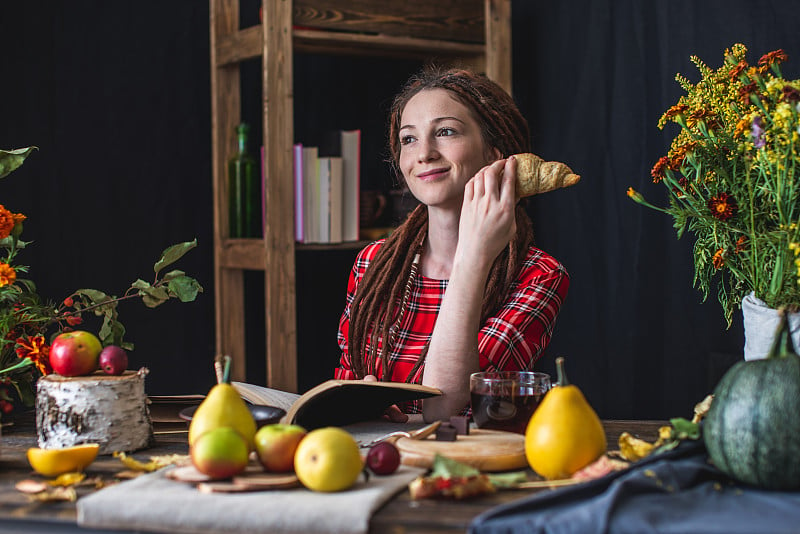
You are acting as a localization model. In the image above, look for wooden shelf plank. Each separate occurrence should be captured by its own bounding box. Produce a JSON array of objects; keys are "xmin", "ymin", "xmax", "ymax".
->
[{"xmin": 215, "ymin": 26, "xmax": 484, "ymax": 66}]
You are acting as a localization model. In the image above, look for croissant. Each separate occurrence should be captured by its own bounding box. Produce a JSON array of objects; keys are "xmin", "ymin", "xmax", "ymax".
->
[{"xmin": 514, "ymin": 153, "xmax": 580, "ymax": 197}]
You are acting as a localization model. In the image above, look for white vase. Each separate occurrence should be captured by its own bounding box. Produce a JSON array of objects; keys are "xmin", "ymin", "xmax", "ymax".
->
[{"xmin": 741, "ymin": 292, "xmax": 800, "ymax": 360}]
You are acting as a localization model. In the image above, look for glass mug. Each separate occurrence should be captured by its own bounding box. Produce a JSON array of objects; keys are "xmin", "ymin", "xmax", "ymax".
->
[{"xmin": 470, "ymin": 371, "xmax": 551, "ymax": 434}]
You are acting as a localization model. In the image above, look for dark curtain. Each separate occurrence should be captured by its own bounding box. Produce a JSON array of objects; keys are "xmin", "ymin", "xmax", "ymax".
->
[{"xmin": 2, "ymin": 1, "xmax": 799, "ymax": 418}]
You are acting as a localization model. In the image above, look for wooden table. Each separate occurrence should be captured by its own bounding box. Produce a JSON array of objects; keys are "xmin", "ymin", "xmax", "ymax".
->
[{"xmin": 0, "ymin": 411, "xmax": 663, "ymax": 533}]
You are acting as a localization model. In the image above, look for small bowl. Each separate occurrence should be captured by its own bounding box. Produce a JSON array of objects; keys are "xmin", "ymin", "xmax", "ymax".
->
[{"xmin": 178, "ymin": 404, "xmax": 286, "ymax": 428}]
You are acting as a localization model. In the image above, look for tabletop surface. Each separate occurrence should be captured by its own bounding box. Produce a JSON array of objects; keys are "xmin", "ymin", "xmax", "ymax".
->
[{"xmin": 0, "ymin": 409, "xmax": 664, "ymax": 533}]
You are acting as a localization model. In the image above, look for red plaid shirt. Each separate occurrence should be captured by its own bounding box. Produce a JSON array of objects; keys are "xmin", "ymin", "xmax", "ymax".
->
[{"xmin": 335, "ymin": 240, "xmax": 569, "ymax": 413}]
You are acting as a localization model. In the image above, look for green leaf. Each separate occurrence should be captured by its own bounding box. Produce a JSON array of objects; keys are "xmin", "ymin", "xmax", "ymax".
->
[
  {"xmin": 161, "ymin": 269, "xmax": 185, "ymax": 281},
  {"xmin": 429, "ymin": 454, "xmax": 480, "ymax": 478},
  {"xmin": 669, "ymin": 417, "xmax": 700, "ymax": 440},
  {"xmin": 0, "ymin": 147, "xmax": 37, "ymax": 179},
  {"xmin": 486, "ymin": 471, "xmax": 529, "ymax": 489},
  {"xmin": 167, "ymin": 275, "xmax": 203, "ymax": 302},
  {"xmin": 131, "ymin": 279, "xmax": 151, "ymax": 290},
  {"xmin": 139, "ymin": 286, "xmax": 169, "ymax": 308},
  {"xmin": 100, "ymin": 315, "xmax": 126, "ymax": 347},
  {"xmin": 73, "ymin": 288, "xmax": 111, "ymax": 305},
  {"xmin": 154, "ymin": 240, "xmax": 197, "ymax": 276}
]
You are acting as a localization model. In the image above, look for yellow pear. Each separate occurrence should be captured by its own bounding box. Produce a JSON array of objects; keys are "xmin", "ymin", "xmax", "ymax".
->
[
  {"xmin": 524, "ymin": 357, "xmax": 606, "ymax": 480},
  {"xmin": 188, "ymin": 358, "xmax": 256, "ymax": 451}
]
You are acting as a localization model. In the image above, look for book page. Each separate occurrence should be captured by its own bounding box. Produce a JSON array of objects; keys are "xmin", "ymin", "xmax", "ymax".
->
[{"xmin": 232, "ymin": 382, "xmax": 300, "ymax": 413}]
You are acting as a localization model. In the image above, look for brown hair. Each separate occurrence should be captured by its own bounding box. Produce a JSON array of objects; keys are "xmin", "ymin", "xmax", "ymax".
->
[{"xmin": 348, "ymin": 66, "xmax": 535, "ymax": 380}]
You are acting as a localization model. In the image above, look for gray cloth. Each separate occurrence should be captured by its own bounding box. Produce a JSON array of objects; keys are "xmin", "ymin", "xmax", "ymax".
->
[
  {"xmin": 77, "ymin": 422, "xmax": 429, "ymax": 534},
  {"xmin": 469, "ymin": 441, "xmax": 800, "ymax": 534}
]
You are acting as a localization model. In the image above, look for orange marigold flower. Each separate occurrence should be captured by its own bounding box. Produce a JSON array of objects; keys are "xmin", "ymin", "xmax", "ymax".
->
[
  {"xmin": 708, "ymin": 192, "xmax": 738, "ymax": 221},
  {"xmin": 0, "ymin": 263, "xmax": 16, "ymax": 287},
  {"xmin": 651, "ymin": 156, "xmax": 669, "ymax": 183},
  {"xmin": 738, "ymin": 82, "xmax": 759, "ymax": 106},
  {"xmin": 729, "ymin": 60, "xmax": 748, "ymax": 80},
  {"xmin": 663, "ymin": 103, "xmax": 689, "ymax": 120},
  {"xmin": 712, "ymin": 248, "xmax": 726, "ymax": 270},
  {"xmin": 0, "ymin": 205, "xmax": 13, "ymax": 236},
  {"xmin": 15, "ymin": 335, "xmax": 52, "ymax": 376},
  {"xmin": 687, "ymin": 108, "xmax": 714, "ymax": 127},
  {"xmin": 759, "ymin": 49, "xmax": 788, "ymax": 66},
  {"xmin": 734, "ymin": 235, "xmax": 747, "ymax": 254}
]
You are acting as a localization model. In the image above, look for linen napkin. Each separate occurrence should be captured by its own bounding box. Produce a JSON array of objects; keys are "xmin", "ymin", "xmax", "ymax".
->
[{"xmin": 77, "ymin": 421, "xmax": 429, "ymax": 534}]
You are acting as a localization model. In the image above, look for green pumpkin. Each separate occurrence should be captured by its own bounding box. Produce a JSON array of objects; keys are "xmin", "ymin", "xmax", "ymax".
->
[{"xmin": 703, "ymin": 311, "xmax": 800, "ymax": 490}]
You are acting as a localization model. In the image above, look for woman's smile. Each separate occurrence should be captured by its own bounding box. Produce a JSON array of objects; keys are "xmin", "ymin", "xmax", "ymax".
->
[{"xmin": 416, "ymin": 167, "xmax": 450, "ymax": 181}]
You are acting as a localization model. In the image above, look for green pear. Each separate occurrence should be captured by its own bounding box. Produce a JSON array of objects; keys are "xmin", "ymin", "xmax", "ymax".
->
[
  {"xmin": 191, "ymin": 426, "xmax": 249, "ymax": 479},
  {"xmin": 189, "ymin": 357, "xmax": 256, "ymax": 450}
]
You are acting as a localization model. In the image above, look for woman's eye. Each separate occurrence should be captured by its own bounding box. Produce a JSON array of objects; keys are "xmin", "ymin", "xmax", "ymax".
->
[
  {"xmin": 437, "ymin": 127, "xmax": 456, "ymax": 137},
  {"xmin": 400, "ymin": 135, "xmax": 415, "ymax": 146}
]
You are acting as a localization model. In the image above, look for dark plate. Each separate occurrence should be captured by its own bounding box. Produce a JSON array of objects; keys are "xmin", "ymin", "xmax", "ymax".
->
[{"xmin": 178, "ymin": 404, "xmax": 286, "ymax": 428}]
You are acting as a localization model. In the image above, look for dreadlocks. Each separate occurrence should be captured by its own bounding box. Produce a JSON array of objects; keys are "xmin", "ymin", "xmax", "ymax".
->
[{"xmin": 348, "ymin": 66, "xmax": 535, "ymax": 380}]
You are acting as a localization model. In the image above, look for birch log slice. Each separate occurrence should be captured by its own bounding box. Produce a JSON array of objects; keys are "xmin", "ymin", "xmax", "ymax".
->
[{"xmin": 36, "ymin": 368, "xmax": 154, "ymax": 454}]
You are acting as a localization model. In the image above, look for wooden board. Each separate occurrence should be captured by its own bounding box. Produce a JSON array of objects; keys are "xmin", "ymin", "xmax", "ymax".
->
[
  {"xmin": 166, "ymin": 463, "xmax": 300, "ymax": 492},
  {"xmin": 396, "ymin": 429, "xmax": 526, "ymax": 472}
]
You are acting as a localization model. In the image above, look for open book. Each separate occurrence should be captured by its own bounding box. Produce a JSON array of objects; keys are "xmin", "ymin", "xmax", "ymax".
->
[{"xmin": 232, "ymin": 380, "xmax": 441, "ymax": 430}]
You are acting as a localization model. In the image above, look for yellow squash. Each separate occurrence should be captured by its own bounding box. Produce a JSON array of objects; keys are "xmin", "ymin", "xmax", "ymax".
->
[{"xmin": 524, "ymin": 357, "xmax": 606, "ymax": 479}]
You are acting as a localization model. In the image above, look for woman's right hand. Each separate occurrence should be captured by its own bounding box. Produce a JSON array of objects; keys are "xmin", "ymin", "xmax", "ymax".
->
[{"xmin": 456, "ymin": 156, "xmax": 517, "ymax": 269}]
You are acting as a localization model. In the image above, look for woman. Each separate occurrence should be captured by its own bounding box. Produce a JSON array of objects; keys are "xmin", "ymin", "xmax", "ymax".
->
[{"xmin": 335, "ymin": 67, "xmax": 569, "ymax": 422}]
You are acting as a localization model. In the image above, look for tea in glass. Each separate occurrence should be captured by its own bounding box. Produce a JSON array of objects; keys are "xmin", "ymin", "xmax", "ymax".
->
[{"xmin": 470, "ymin": 371, "xmax": 551, "ymax": 434}]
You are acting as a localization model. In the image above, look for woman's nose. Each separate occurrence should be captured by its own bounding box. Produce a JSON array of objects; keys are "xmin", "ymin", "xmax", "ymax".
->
[{"xmin": 416, "ymin": 137, "xmax": 439, "ymax": 163}]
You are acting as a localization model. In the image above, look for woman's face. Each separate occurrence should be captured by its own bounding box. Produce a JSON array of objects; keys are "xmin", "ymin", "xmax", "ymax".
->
[{"xmin": 398, "ymin": 89, "xmax": 499, "ymax": 210}]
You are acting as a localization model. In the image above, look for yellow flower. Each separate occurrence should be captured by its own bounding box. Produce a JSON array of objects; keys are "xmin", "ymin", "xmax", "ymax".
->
[{"xmin": 0, "ymin": 263, "xmax": 16, "ymax": 287}]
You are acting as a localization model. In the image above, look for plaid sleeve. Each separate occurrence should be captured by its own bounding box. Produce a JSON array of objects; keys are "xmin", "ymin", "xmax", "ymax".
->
[
  {"xmin": 334, "ymin": 241, "xmax": 384, "ymax": 380},
  {"xmin": 477, "ymin": 248, "xmax": 569, "ymax": 372}
]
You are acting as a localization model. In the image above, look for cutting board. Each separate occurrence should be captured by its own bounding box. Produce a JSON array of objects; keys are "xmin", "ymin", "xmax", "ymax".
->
[
  {"xmin": 396, "ymin": 429, "xmax": 527, "ymax": 472},
  {"xmin": 166, "ymin": 463, "xmax": 300, "ymax": 493}
]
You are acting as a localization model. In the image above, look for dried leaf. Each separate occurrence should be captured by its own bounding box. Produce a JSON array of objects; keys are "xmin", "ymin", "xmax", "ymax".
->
[
  {"xmin": 114, "ymin": 451, "xmax": 162, "ymax": 472},
  {"xmin": 618, "ymin": 432, "xmax": 655, "ymax": 462},
  {"xmin": 113, "ymin": 451, "xmax": 185, "ymax": 472},
  {"xmin": 48, "ymin": 472, "xmax": 85, "ymax": 487},
  {"xmin": 28, "ymin": 486, "xmax": 77, "ymax": 502},
  {"xmin": 15, "ymin": 479, "xmax": 48, "ymax": 494}
]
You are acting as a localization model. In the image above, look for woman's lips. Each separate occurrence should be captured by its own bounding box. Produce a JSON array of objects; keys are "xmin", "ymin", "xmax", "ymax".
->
[{"xmin": 416, "ymin": 168, "xmax": 449, "ymax": 180}]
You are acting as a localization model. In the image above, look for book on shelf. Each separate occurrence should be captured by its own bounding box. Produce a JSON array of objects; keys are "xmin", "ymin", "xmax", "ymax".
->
[
  {"xmin": 301, "ymin": 145, "xmax": 319, "ymax": 243},
  {"xmin": 340, "ymin": 130, "xmax": 361, "ymax": 242},
  {"xmin": 293, "ymin": 143, "xmax": 304, "ymax": 242},
  {"xmin": 318, "ymin": 157, "xmax": 331, "ymax": 243},
  {"xmin": 232, "ymin": 379, "xmax": 441, "ymax": 430},
  {"xmin": 328, "ymin": 156, "xmax": 344, "ymax": 244}
]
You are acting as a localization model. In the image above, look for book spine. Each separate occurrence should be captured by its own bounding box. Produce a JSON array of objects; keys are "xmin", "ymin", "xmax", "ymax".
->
[{"xmin": 293, "ymin": 143, "xmax": 304, "ymax": 242}]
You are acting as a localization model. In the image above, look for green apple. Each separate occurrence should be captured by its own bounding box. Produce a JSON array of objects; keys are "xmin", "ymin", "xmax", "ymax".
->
[
  {"xmin": 190, "ymin": 427, "xmax": 249, "ymax": 480},
  {"xmin": 49, "ymin": 330, "xmax": 102, "ymax": 376},
  {"xmin": 254, "ymin": 423, "xmax": 307, "ymax": 472}
]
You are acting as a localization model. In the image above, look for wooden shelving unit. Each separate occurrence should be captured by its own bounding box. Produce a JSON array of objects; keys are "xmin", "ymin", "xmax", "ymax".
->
[{"xmin": 209, "ymin": 0, "xmax": 511, "ymax": 391}]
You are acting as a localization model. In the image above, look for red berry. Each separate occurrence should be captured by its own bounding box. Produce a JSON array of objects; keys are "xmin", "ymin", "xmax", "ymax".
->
[{"xmin": 366, "ymin": 441, "xmax": 401, "ymax": 475}]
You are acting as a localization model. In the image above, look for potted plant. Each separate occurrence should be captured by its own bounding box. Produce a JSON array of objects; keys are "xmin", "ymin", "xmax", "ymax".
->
[{"xmin": 628, "ymin": 44, "xmax": 800, "ymax": 359}]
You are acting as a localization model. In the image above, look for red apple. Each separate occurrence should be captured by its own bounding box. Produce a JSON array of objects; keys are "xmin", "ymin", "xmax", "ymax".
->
[
  {"xmin": 49, "ymin": 331, "xmax": 102, "ymax": 376},
  {"xmin": 191, "ymin": 427, "xmax": 249, "ymax": 480},
  {"xmin": 254, "ymin": 423, "xmax": 307, "ymax": 472},
  {"xmin": 99, "ymin": 345, "xmax": 128, "ymax": 375}
]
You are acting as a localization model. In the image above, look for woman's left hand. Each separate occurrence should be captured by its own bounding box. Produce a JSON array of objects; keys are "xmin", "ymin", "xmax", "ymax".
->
[{"xmin": 457, "ymin": 156, "xmax": 517, "ymax": 266}]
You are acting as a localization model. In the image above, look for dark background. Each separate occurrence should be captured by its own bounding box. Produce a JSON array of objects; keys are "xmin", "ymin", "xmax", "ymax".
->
[{"xmin": 2, "ymin": 1, "xmax": 798, "ymax": 419}]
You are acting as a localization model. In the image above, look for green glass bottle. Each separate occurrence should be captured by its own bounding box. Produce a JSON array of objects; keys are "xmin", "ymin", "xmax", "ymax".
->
[{"xmin": 228, "ymin": 123, "xmax": 260, "ymax": 238}]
